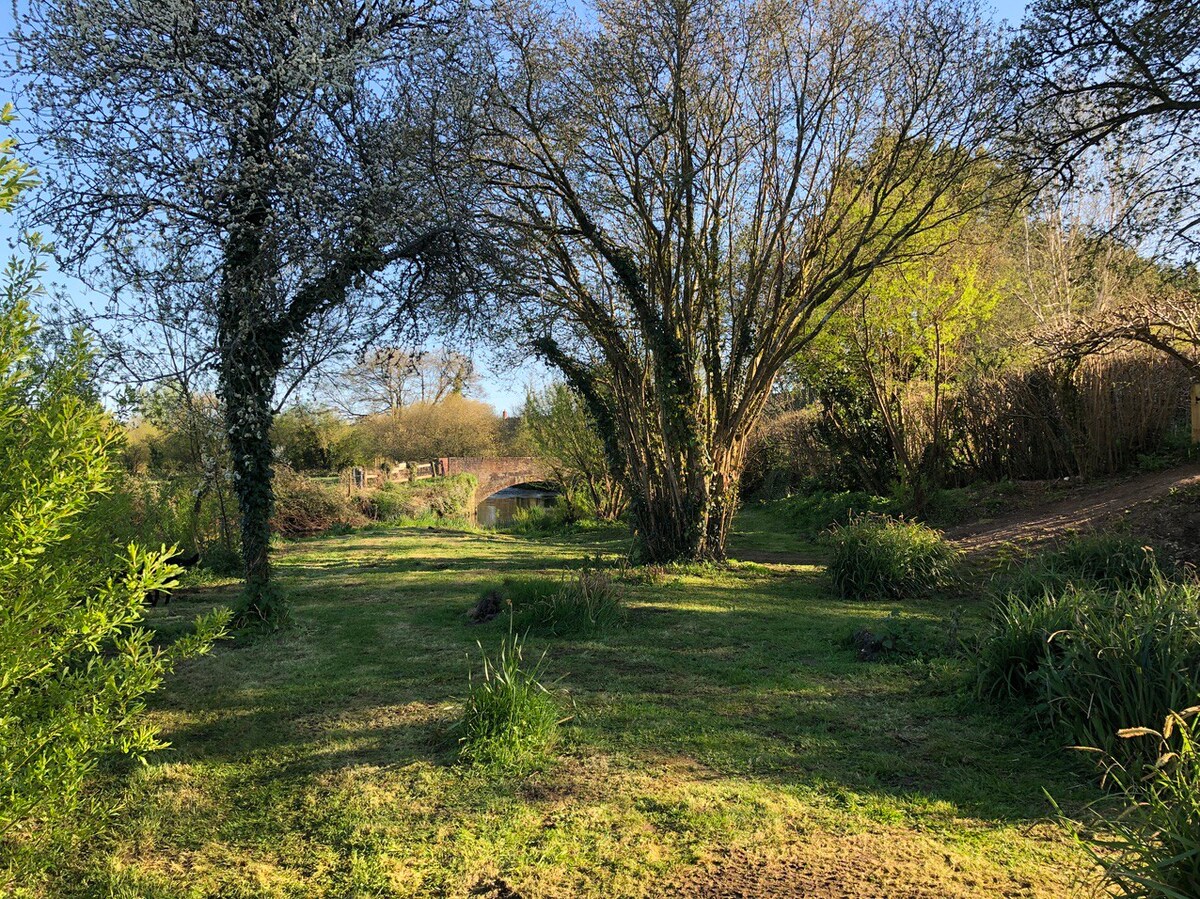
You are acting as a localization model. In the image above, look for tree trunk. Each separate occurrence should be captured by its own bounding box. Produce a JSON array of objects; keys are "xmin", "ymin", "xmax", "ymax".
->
[{"xmin": 219, "ymin": 333, "xmax": 283, "ymax": 624}]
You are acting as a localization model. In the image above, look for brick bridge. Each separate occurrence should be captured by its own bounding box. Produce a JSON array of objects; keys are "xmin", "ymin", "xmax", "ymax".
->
[{"xmin": 436, "ymin": 457, "xmax": 551, "ymax": 502}]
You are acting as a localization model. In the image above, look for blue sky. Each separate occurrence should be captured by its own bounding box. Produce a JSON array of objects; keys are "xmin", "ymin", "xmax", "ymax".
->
[{"xmin": 1, "ymin": 0, "xmax": 1031, "ymax": 416}]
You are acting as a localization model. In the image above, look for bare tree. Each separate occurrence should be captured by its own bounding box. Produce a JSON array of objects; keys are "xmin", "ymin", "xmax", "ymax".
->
[
  {"xmin": 12, "ymin": 0, "xmax": 480, "ymax": 622},
  {"xmin": 478, "ymin": 0, "xmax": 1013, "ymax": 561},
  {"xmin": 327, "ymin": 347, "xmax": 480, "ymax": 416}
]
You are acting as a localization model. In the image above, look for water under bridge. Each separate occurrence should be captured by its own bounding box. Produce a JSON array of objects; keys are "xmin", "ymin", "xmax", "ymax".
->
[{"xmin": 343, "ymin": 456, "xmax": 551, "ymax": 504}]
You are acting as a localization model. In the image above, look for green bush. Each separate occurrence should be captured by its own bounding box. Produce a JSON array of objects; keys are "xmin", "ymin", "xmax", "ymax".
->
[
  {"xmin": 775, "ymin": 490, "xmax": 898, "ymax": 541},
  {"xmin": 517, "ymin": 566, "xmax": 625, "ymax": 636},
  {"xmin": 0, "ymin": 266, "xmax": 229, "ymax": 886},
  {"xmin": 457, "ymin": 633, "xmax": 560, "ymax": 770},
  {"xmin": 1076, "ymin": 710, "xmax": 1200, "ymax": 899},
  {"xmin": 826, "ymin": 514, "xmax": 960, "ymax": 599},
  {"xmin": 977, "ymin": 575, "xmax": 1200, "ymax": 766},
  {"xmin": 366, "ymin": 474, "xmax": 477, "ymax": 523}
]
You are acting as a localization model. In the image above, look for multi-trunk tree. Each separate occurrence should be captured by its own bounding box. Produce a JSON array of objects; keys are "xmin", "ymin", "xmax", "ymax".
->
[
  {"xmin": 14, "ymin": 0, "xmax": 479, "ymax": 623},
  {"xmin": 479, "ymin": 0, "xmax": 1014, "ymax": 562}
]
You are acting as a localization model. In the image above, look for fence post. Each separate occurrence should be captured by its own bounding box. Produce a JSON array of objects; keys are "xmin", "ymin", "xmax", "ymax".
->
[{"xmin": 1192, "ymin": 383, "xmax": 1200, "ymax": 444}]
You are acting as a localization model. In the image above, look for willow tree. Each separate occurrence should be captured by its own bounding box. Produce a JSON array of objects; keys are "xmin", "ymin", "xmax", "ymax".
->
[
  {"xmin": 13, "ymin": 0, "xmax": 477, "ymax": 623},
  {"xmin": 479, "ymin": 0, "xmax": 1013, "ymax": 562}
]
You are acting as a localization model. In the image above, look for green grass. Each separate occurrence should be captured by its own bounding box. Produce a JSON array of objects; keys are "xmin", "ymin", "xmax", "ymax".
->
[{"xmin": 42, "ymin": 514, "xmax": 1098, "ymax": 897}]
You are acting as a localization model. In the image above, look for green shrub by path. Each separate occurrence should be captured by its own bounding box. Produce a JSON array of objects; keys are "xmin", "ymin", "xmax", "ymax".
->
[
  {"xmin": 365, "ymin": 474, "xmax": 477, "ymax": 522},
  {"xmin": 456, "ymin": 632, "xmax": 561, "ymax": 771},
  {"xmin": 1069, "ymin": 709, "xmax": 1200, "ymax": 899},
  {"xmin": 826, "ymin": 514, "xmax": 960, "ymax": 600},
  {"xmin": 977, "ymin": 574, "xmax": 1200, "ymax": 767}
]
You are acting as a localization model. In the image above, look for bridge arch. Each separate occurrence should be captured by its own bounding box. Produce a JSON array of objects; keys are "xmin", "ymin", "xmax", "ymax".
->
[{"xmin": 437, "ymin": 457, "xmax": 552, "ymax": 504}]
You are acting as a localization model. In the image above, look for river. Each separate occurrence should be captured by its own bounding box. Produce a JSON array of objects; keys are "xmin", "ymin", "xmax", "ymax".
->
[{"xmin": 475, "ymin": 485, "xmax": 559, "ymax": 527}]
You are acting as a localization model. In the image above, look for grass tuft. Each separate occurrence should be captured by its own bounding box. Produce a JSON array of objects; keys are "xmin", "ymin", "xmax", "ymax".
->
[
  {"xmin": 457, "ymin": 632, "xmax": 561, "ymax": 771},
  {"xmin": 517, "ymin": 565, "xmax": 625, "ymax": 636},
  {"xmin": 827, "ymin": 513, "xmax": 960, "ymax": 599}
]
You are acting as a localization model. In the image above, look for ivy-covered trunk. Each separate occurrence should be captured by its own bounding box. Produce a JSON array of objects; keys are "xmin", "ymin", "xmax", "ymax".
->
[{"xmin": 219, "ymin": 336, "xmax": 281, "ymax": 623}]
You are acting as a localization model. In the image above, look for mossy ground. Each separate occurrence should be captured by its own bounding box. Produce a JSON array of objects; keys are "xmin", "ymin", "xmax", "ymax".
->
[{"xmin": 53, "ymin": 513, "xmax": 1099, "ymax": 897}]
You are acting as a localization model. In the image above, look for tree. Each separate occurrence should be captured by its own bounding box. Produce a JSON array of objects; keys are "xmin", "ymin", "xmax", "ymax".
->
[
  {"xmin": 0, "ymin": 108, "xmax": 228, "ymax": 888},
  {"xmin": 1014, "ymin": 1, "xmax": 1200, "ymax": 248},
  {"xmin": 327, "ymin": 347, "xmax": 480, "ymax": 416},
  {"xmin": 795, "ymin": 210, "xmax": 1008, "ymax": 500},
  {"xmin": 478, "ymin": 0, "xmax": 1013, "ymax": 561},
  {"xmin": 12, "ymin": 0, "xmax": 478, "ymax": 624},
  {"xmin": 523, "ymin": 383, "xmax": 627, "ymax": 520}
]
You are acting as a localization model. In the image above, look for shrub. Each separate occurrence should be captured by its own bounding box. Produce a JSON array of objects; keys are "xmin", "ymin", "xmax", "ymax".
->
[
  {"xmin": 1075, "ymin": 709, "xmax": 1200, "ymax": 899},
  {"xmin": 365, "ymin": 474, "xmax": 477, "ymax": 523},
  {"xmin": 517, "ymin": 566, "xmax": 625, "ymax": 636},
  {"xmin": 978, "ymin": 575, "xmax": 1200, "ymax": 766},
  {"xmin": 0, "ymin": 264, "xmax": 229, "ymax": 886},
  {"xmin": 776, "ymin": 490, "xmax": 898, "ymax": 541},
  {"xmin": 272, "ymin": 467, "xmax": 362, "ymax": 537},
  {"xmin": 457, "ymin": 633, "xmax": 560, "ymax": 770},
  {"xmin": 826, "ymin": 514, "xmax": 960, "ymax": 599}
]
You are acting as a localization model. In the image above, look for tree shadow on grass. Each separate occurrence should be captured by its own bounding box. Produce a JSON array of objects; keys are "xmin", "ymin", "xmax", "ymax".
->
[{"xmin": 144, "ymin": 561, "xmax": 1096, "ymax": 833}]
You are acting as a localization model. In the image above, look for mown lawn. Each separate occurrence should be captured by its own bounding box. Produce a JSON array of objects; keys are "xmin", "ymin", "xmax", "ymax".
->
[{"xmin": 67, "ymin": 515, "xmax": 1100, "ymax": 898}]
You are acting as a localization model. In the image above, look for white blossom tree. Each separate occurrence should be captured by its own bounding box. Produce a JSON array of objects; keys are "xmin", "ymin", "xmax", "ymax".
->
[{"xmin": 12, "ymin": 0, "xmax": 482, "ymax": 623}]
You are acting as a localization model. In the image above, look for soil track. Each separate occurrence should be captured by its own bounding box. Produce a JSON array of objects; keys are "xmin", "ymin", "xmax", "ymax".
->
[{"xmin": 945, "ymin": 463, "xmax": 1200, "ymax": 556}]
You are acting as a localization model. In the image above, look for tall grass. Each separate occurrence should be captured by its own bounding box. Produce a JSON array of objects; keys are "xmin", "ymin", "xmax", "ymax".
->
[
  {"xmin": 1074, "ymin": 709, "xmax": 1200, "ymax": 899},
  {"xmin": 457, "ymin": 633, "xmax": 561, "ymax": 771},
  {"xmin": 1000, "ymin": 535, "xmax": 1162, "ymax": 602},
  {"xmin": 978, "ymin": 572, "xmax": 1200, "ymax": 766},
  {"xmin": 516, "ymin": 566, "xmax": 625, "ymax": 636},
  {"xmin": 827, "ymin": 513, "xmax": 960, "ymax": 599}
]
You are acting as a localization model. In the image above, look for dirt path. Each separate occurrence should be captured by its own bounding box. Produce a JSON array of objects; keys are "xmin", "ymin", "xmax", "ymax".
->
[{"xmin": 945, "ymin": 463, "xmax": 1200, "ymax": 556}]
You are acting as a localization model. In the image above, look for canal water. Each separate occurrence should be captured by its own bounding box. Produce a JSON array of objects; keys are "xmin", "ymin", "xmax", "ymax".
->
[{"xmin": 475, "ymin": 485, "xmax": 559, "ymax": 527}]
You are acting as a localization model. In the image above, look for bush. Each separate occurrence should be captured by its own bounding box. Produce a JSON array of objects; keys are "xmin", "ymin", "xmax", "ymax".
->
[
  {"xmin": 0, "ymin": 268, "xmax": 229, "ymax": 886},
  {"xmin": 272, "ymin": 467, "xmax": 362, "ymax": 537},
  {"xmin": 457, "ymin": 633, "xmax": 560, "ymax": 770},
  {"xmin": 517, "ymin": 566, "xmax": 625, "ymax": 636},
  {"xmin": 826, "ymin": 514, "xmax": 960, "ymax": 599},
  {"xmin": 775, "ymin": 490, "xmax": 899, "ymax": 541},
  {"xmin": 365, "ymin": 474, "xmax": 477, "ymax": 523},
  {"xmin": 977, "ymin": 575, "xmax": 1200, "ymax": 766},
  {"xmin": 1075, "ymin": 709, "xmax": 1200, "ymax": 899}
]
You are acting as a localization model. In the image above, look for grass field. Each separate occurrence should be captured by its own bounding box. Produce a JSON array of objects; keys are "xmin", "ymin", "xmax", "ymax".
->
[{"xmin": 66, "ymin": 512, "xmax": 1101, "ymax": 898}]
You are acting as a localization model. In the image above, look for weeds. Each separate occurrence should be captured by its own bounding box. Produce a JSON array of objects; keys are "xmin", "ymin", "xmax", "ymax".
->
[
  {"xmin": 457, "ymin": 632, "xmax": 561, "ymax": 771},
  {"xmin": 978, "ymin": 573, "xmax": 1200, "ymax": 766},
  {"xmin": 517, "ymin": 566, "xmax": 625, "ymax": 636},
  {"xmin": 1069, "ymin": 709, "xmax": 1200, "ymax": 899}
]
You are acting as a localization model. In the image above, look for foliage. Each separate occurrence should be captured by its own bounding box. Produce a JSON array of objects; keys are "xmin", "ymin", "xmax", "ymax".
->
[
  {"xmin": 272, "ymin": 467, "xmax": 363, "ymax": 538},
  {"xmin": 1076, "ymin": 709, "xmax": 1200, "ymax": 899},
  {"xmin": 0, "ymin": 245, "xmax": 229, "ymax": 884},
  {"xmin": 998, "ymin": 534, "xmax": 1163, "ymax": 602},
  {"xmin": 827, "ymin": 514, "xmax": 961, "ymax": 600},
  {"xmin": 515, "ymin": 566, "xmax": 625, "ymax": 637},
  {"xmin": 365, "ymin": 474, "xmax": 477, "ymax": 523},
  {"xmin": 522, "ymin": 383, "xmax": 626, "ymax": 521},
  {"xmin": 272, "ymin": 406, "xmax": 360, "ymax": 473},
  {"xmin": 977, "ymin": 573, "xmax": 1200, "ymax": 766},
  {"xmin": 774, "ymin": 490, "xmax": 900, "ymax": 541},
  {"xmin": 356, "ymin": 394, "xmax": 502, "ymax": 462},
  {"xmin": 457, "ymin": 633, "xmax": 561, "ymax": 771}
]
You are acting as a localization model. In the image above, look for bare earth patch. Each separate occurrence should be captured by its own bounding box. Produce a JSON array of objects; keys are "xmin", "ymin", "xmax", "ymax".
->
[
  {"xmin": 946, "ymin": 464, "xmax": 1200, "ymax": 556},
  {"xmin": 664, "ymin": 831, "xmax": 1086, "ymax": 898}
]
